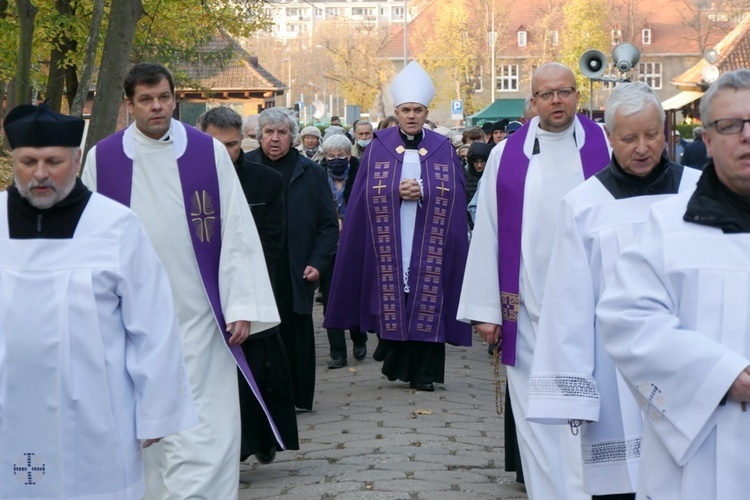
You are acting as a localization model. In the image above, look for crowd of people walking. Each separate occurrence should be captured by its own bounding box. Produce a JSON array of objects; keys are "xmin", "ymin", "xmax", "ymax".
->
[{"xmin": 1, "ymin": 57, "xmax": 746, "ymax": 500}]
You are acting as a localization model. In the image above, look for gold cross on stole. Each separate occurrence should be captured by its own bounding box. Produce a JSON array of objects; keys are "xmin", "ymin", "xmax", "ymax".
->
[
  {"xmin": 437, "ymin": 182, "xmax": 450, "ymax": 196},
  {"xmin": 372, "ymin": 180, "xmax": 386, "ymax": 195},
  {"xmin": 190, "ymin": 190, "xmax": 216, "ymax": 243}
]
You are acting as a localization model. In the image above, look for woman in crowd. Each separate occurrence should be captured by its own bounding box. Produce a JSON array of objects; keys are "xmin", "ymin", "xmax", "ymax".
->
[{"xmin": 318, "ymin": 134, "xmax": 368, "ymax": 368}]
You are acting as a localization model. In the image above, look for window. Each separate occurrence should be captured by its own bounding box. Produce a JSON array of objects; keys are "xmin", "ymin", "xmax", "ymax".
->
[
  {"xmin": 393, "ymin": 6, "xmax": 404, "ymax": 18},
  {"xmin": 288, "ymin": 23, "xmax": 308, "ymax": 33},
  {"xmin": 642, "ymin": 28, "xmax": 651, "ymax": 45},
  {"xmin": 286, "ymin": 8, "xmax": 299, "ymax": 17},
  {"xmin": 315, "ymin": 8, "xmax": 323, "ymax": 17},
  {"xmin": 638, "ymin": 62, "xmax": 662, "ymax": 89},
  {"xmin": 611, "ymin": 29, "xmax": 622, "ymax": 45},
  {"xmin": 380, "ymin": 7, "xmax": 386, "ymax": 16},
  {"xmin": 517, "ymin": 31, "xmax": 527, "ymax": 47},
  {"xmin": 497, "ymin": 65, "xmax": 519, "ymax": 91},
  {"xmin": 551, "ymin": 30, "xmax": 559, "ymax": 46},
  {"xmin": 473, "ymin": 65, "xmax": 484, "ymax": 93}
]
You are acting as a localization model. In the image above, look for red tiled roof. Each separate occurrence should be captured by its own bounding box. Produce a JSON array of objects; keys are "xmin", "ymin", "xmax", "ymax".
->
[
  {"xmin": 378, "ymin": 0, "xmax": 736, "ymax": 61},
  {"xmin": 178, "ymin": 30, "xmax": 286, "ymax": 92},
  {"xmin": 673, "ymin": 15, "xmax": 750, "ymax": 90}
]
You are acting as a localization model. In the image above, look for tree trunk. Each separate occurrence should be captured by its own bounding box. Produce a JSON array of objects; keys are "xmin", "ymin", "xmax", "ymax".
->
[
  {"xmin": 83, "ymin": 0, "xmax": 143, "ymax": 160},
  {"xmin": 14, "ymin": 0, "xmax": 38, "ymax": 105},
  {"xmin": 45, "ymin": 0, "xmax": 75, "ymax": 112},
  {"xmin": 70, "ymin": 0, "xmax": 106, "ymax": 117}
]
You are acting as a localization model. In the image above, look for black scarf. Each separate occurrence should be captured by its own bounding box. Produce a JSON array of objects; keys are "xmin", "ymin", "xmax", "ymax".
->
[{"xmin": 684, "ymin": 163, "xmax": 750, "ymax": 233}]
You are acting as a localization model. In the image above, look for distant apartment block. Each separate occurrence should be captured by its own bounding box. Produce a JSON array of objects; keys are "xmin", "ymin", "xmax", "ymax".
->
[{"xmin": 262, "ymin": 0, "xmax": 415, "ymax": 40}]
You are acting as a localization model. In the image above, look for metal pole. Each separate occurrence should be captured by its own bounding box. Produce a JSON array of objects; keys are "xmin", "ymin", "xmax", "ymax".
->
[
  {"xmin": 286, "ymin": 59, "xmax": 292, "ymax": 108},
  {"xmin": 490, "ymin": 0, "xmax": 495, "ymax": 103},
  {"xmin": 589, "ymin": 79, "xmax": 593, "ymax": 119},
  {"xmin": 403, "ymin": 0, "xmax": 408, "ymax": 66}
]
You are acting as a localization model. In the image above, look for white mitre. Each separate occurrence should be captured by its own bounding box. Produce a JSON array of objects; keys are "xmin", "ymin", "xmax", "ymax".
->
[{"xmin": 391, "ymin": 61, "xmax": 435, "ymax": 108}]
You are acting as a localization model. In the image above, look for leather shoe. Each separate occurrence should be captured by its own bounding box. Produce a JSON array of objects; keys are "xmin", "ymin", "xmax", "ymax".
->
[
  {"xmin": 353, "ymin": 344, "xmax": 367, "ymax": 361},
  {"xmin": 254, "ymin": 447, "xmax": 276, "ymax": 464},
  {"xmin": 409, "ymin": 382, "xmax": 435, "ymax": 392},
  {"xmin": 327, "ymin": 358, "xmax": 347, "ymax": 369}
]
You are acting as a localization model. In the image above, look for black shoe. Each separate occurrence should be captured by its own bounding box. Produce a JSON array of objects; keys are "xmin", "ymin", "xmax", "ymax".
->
[
  {"xmin": 327, "ymin": 358, "xmax": 347, "ymax": 369},
  {"xmin": 353, "ymin": 344, "xmax": 367, "ymax": 361},
  {"xmin": 254, "ymin": 447, "xmax": 276, "ymax": 464},
  {"xmin": 410, "ymin": 382, "xmax": 435, "ymax": 392}
]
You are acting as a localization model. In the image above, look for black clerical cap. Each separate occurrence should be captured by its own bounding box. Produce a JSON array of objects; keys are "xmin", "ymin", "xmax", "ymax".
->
[
  {"xmin": 3, "ymin": 103, "xmax": 85, "ymax": 149},
  {"xmin": 492, "ymin": 119, "xmax": 509, "ymax": 132},
  {"xmin": 481, "ymin": 121, "xmax": 494, "ymax": 133}
]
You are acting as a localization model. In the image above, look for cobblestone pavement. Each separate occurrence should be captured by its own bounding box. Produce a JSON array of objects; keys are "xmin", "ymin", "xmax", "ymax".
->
[{"xmin": 239, "ymin": 303, "xmax": 528, "ymax": 499}]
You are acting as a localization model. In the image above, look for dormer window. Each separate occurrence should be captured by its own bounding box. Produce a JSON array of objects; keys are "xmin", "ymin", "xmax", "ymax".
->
[
  {"xmin": 551, "ymin": 30, "xmax": 559, "ymax": 46},
  {"xmin": 642, "ymin": 28, "xmax": 652, "ymax": 45},
  {"xmin": 518, "ymin": 30, "xmax": 527, "ymax": 47},
  {"xmin": 611, "ymin": 29, "xmax": 622, "ymax": 45}
]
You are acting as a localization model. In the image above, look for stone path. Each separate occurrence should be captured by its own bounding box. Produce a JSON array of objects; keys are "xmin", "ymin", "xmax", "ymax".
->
[{"xmin": 239, "ymin": 303, "xmax": 528, "ymax": 499}]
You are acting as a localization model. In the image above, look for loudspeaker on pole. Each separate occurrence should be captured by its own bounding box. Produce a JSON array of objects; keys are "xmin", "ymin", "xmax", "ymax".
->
[
  {"xmin": 579, "ymin": 50, "xmax": 608, "ymax": 79},
  {"xmin": 612, "ymin": 43, "xmax": 640, "ymax": 73}
]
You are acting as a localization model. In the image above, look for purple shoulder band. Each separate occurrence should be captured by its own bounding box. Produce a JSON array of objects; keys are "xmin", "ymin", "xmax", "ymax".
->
[
  {"xmin": 495, "ymin": 115, "xmax": 609, "ymax": 366},
  {"xmin": 96, "ymin": 125, "xmax": 285, "ymax": 448}
]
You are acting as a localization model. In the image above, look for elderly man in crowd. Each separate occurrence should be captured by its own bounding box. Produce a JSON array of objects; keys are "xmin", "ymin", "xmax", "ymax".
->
[
  {"xmin": 242, "ymin": 114, "xmax": 260, "ymax": 152},
  {"xmin": 526, "ymin": 82, "xmax": 700, "ymax": 500},
  {"xmin": 598, "ymin": 68, "xmax": 750, "ymax": 500},
  {"xmin": 351, "ymin": 120, "xmax": 374, "ymax": 158},
  {"xmin": 681, "ymin": 126, "xmax": 708, "ymax": 170},
  {"xmin": 458, "ymin": 62, "xmax": 611, "ymax": 499},
  {"xmin": 247, "ymin": 108, "xmax": 339, "ymax": 411},
  {"xmin": 197, "ymin": 106, "xmax": 299, "ymax": 465},
  {"xmin": 0, "ymin": 103, "xmax": 196, "ymax": 499},
  {"xmin": 82, "ymin": 62, "xmax": 280, "ymax": 499},
  {"xmin": 325, "ymin": 61, "xmax": 471, "ymax": 392}
]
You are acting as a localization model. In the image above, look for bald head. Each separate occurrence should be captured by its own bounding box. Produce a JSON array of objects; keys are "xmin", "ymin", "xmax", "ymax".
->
[
  {"xmin": 530, "ymin": 62, "xmax": 579, "ymax": 133},
  {"xmin": 531, "ymin": 62, "xmax": 575, "ymax": 93}
]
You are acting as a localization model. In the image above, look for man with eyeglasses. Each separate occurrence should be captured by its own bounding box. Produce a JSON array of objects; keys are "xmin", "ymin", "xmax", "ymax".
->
[
  {"xmin": 596, "ymin": 68, "xmax": 750, "ymax": 500},
  {"xmin": 458, "ymin": 62, "xmax": 610, "ymax": 499},
  {"xmin": 526, "ymin": 82, "xmax": 701, "ymax": 500}
]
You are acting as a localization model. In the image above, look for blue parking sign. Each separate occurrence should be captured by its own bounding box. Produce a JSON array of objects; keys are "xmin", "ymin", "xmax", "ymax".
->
[{"xmin": 451, "ymin": 100, "xmax": 464, "ymax": 120}]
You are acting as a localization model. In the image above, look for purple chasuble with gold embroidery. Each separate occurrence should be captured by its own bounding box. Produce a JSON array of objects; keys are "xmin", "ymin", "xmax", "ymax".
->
[
  {"xmin": 496, "ymin": 114, "xmax": 609, "ymax": 366},
  {"xmin": 324, "ymin": 127, "xmax": 471, "ymax": 346},
  {"xmin": 95, "ymin": 125, "xmax": 285, "ymax": 448}
]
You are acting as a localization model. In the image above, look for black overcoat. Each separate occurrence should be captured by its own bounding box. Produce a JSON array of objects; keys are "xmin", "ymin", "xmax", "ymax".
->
[{"xmin": 248, "ymin": 148, "xmax": 339, "ymax": 315}]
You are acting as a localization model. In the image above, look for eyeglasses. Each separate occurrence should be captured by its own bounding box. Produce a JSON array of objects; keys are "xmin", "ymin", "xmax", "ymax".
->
[
  {"xmin": 325, "ymin": 154, "xmax": 349, "ymax": 161},
  {"xmin": 533, "ymin": 87, "xmax": 576, "ymax": 102},
  {"xmin": 708, "ymin": 118, "xmax": 750, "ymax": 135}
]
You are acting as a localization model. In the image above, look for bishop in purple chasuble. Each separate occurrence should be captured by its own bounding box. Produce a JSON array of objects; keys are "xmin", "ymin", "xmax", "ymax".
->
[{"xmin": 324, "ymin": 126, "xmax": 471, "ymax": 347}]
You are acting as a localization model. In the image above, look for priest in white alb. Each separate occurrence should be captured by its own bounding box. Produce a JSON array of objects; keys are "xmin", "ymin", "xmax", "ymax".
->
[
  {"xmin": 457, "ymin": 62, "xmax": 610, "ymax": 499},
  {"xmin": 0, "ymin": 103, "xmax": 197, "ymax": 499},
  {"xmin": 597, "ymin": 69, "xmax": 750, "ymax": 500},
  {"xmin": 526, "ymin": 82, "xmax": 701, "ymax": 499},
  {"xmin": 82, "ymin": 63, "xmax": 281, "ymax": 499}
]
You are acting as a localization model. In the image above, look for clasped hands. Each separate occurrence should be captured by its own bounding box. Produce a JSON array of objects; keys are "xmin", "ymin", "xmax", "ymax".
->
[{"xmin": 399, "ymin": 179, "xmax": 421, "ymax": 201}]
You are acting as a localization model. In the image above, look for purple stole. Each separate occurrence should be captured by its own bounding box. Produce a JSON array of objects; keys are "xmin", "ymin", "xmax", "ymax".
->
[
  {"xmin": 95, "ymin": 125, "xmax": 285, "ymax": 449},
  {"xmin": 364, "ymin": 129, "xmax": 458, "ymax": 342},
  {"xmin": 496, "ymin": 114, "xmax": 609, "ymax": 366}
]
